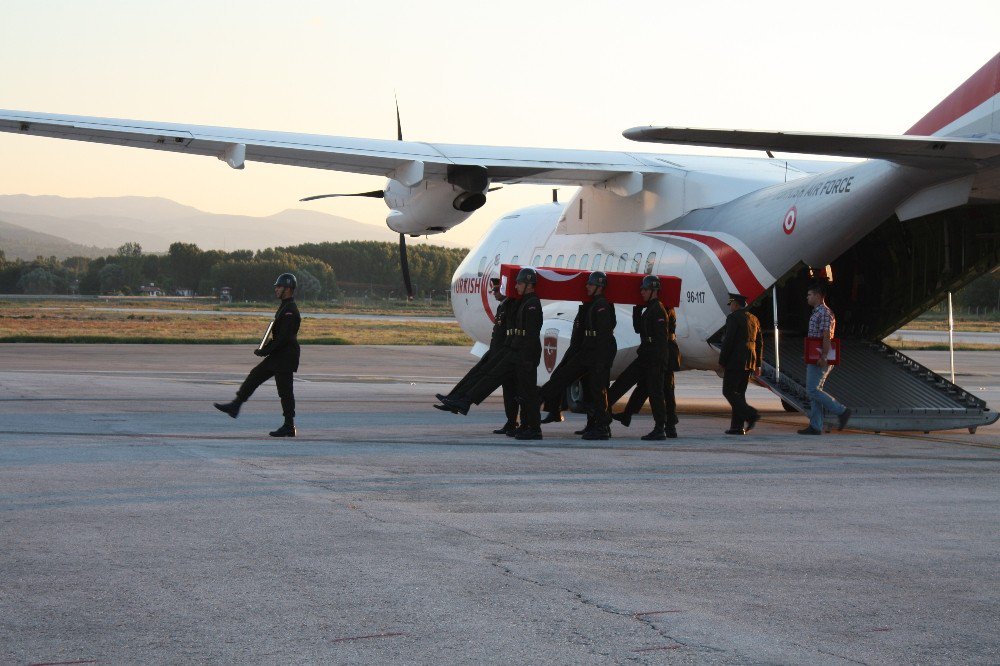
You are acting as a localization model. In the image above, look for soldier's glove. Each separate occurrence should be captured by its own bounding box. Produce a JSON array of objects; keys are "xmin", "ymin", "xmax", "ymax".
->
[{"xmin": 254, "ymin": 349, "xmax": 266, "ymax": 357}]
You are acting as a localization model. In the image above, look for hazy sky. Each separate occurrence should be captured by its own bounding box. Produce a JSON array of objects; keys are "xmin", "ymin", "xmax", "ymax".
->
[{"xmin": 0, "ymin": 1, "xmax": 997, "ymax": 247}]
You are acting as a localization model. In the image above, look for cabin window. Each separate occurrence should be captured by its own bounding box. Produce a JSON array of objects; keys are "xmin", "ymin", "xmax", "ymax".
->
[
  {"xmin": 580, "ymin": 254, "xmax": 589, "ymax": 269},
  {"xmin": 477, "ymin": 256, "xmax": 487, "ymax": 276},
  {"xmin": 632, "ymin": 253, "xmax": 642, "ymax": 273},
  {"xmin": 645, "ymin": 252, "xmax": 656, "ymax": 274},
  {"xmin": 511, "ymin": 255, "xmax": 519, "ymax": 265},
  {"xmin": 592, "ymin": 254, "xmax": 602, "ymax": 270},
  {"xmin": 533, "ymin": 255, "xmax": 541, "ymax": 266},
  {"xmin": 544, "ymin": 254, "xmax": 553, "ymax": 266},
  {"xmin": 617, "ymin": 253, "xmax": 628, "ymax": 272},
  {"xmin": 555, "ymin": 255, "xmax": 565, "ymax": 268},
  {"xmin": 604, "ymin": 254, "xmax": 615, "ymax": 271},
  {"xmin": 567, "ymin": 254, "xmax": 577, "ymax": 268}
]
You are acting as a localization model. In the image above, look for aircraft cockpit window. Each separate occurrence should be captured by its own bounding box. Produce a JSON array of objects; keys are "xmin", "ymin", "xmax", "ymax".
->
[
  {"xmin": 644, "ymin": 252, "xmax": 656, "ymax": 274},
  {"xmin": 617, "ymin": 253, "xmax": 628, "ymax": 272},
  {"xmin": 477, "ymin": 256, "xmax": 487, "ymax": 276},
  {"xmin": 555, "ymin": 255, "xmax": 565, "ymax": 268},
  {"xmin": 544, "ymin": 254, "xmax": 553, "ymax": 266},
  {"xmin": 567, "ymin": 254, "xmax": 577, "ymax": 268},
  {"xmin": 592, "ymin": 254, "xmax": 602, "ymax": 270},
  {"xmin": 580, "ymin": 254, "xmax": 589, "ymax": 269},
  {"xmin": 632, "ymin": 253, "xmax": 642, "ymax": 273}
]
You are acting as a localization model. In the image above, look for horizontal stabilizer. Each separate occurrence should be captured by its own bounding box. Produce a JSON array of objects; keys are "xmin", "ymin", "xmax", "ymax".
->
[{"xmin": 623, "ymin": 126, "xmax": 1000, "ymax": 167}]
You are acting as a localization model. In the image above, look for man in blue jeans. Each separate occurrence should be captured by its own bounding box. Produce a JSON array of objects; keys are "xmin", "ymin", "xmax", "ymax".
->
[{"xmin": 798, "ymin": 282, "xmax": 852, "ymax": 435}]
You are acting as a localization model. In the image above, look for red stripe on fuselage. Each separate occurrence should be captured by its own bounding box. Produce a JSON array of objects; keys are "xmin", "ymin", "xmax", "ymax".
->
[
  {"xmin": 481, "ymin": 266, "xmax": 496, "ymax": 323},
  {"xmin": 906, "ymin": 52, "xmax": 1000, "ymax": 136},
  {"xmin": 650, "ymin": 231, "xmax": 765, "ymax": 299}
]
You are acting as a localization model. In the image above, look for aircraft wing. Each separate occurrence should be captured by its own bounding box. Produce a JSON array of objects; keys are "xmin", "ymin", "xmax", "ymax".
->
[
  {"xmin": 623, "ymin": 126, "xmax": 1000, "ymax": 168},
  {"xmin": 0, "ymin": 109, "xmax": 669, "ymax": 186}
]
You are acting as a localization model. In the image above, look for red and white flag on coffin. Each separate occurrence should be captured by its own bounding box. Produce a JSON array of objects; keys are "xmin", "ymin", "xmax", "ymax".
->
[{"xmin": 499, "ymin": 264, "xmax": 681, "ymax": 307}]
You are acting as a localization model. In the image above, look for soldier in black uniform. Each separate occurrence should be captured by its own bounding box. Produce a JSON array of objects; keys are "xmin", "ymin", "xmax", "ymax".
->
[
  {"xmin": 607, "ymin": 275, "xmax": 679, "ymax": 440},
  {"xmin": 214, "ymin": 272, "xmax": 301, "ymax": 437},
  {"xmin": 440, "ymin": 267, "xmax": 544, "ymax": 440},
  {"xmin": 434, "ymin": 278, "xmax": 520, "ymax": 435},
  {"xmin": 719, "ymin": 293, "xmax": 763, "ymax": 435},
  {"xmin": 538, "ymin": 271, "xmax": 617, "ymax": 439}
]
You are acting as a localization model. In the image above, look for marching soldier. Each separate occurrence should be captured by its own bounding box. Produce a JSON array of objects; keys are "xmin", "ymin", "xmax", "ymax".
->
[
  {"xmin": 440, "ymin": 267, "xmax": 544, "ymax": 440},
  {"xmin": 214, "ymin": 272, "xmax": 301, "ymax": 437},
  {"xmin": 538, "ymin": 271, "xmax": 617, "ymax": 439},
  {"xmin": 607, "ymin": 275, "xmax": 679, "ymax": 440},
  {"xmin": 719, "ymin": 293, "xmax": 763, "ymax": 435},
  {"xmin": 434, "ymin": 278, "xmax": 520, "ymax": 435}
]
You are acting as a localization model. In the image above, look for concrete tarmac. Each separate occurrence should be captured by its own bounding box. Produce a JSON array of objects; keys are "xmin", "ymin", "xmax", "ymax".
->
[{"xmin": 1, "ymin": 344, "xmax": 998, "ymax": 664}]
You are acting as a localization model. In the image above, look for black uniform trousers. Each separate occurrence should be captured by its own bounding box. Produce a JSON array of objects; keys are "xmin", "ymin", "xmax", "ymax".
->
[
  {"xmin": 450, "ymin": 350, "xmax": 519, "ymax": 425},
  {"xmin": 540, "ymin": 351, "xmax": 614, "ymax": 427},
  {"xmin": 465, "ymin": 351, "xmax": 540, "ymax": 430},
  {"xmin": 608, "ymin": 357, "xmax": 675, "ymax": 426},
  {"xmin": 237, "ymin": 360, "xmax": 295, "ymax": 418},
  {"xmin": 722, "ymin": 370, "xmax": 757, "ymax": 430}
]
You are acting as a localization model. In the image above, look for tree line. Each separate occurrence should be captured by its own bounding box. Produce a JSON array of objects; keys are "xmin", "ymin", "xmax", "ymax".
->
[{"xmin": 0, "ymin": 240, "xmax": 469, "ymax": 300}]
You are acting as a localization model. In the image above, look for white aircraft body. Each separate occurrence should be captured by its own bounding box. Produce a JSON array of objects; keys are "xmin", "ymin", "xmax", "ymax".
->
[{"xmin": 2, "ymin": 53, "xmax": 999, "ymax": 430}]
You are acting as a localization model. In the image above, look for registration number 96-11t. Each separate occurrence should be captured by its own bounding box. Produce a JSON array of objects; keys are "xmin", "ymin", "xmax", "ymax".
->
[{"xmin": 686, "ymin": 291, "xmax": 706, "ymax": 304}]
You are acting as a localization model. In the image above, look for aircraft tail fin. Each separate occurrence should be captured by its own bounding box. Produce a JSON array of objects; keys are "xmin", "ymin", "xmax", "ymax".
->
[{"xmin": 906, "ymin": 52, "xmax": 1000, "ymax": 137}]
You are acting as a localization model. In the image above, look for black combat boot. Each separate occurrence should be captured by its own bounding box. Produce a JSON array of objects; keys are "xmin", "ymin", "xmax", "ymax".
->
[
  {"xmin": 214, "ymin": 399, "xmax": 243, "ymax": 419},
  {"xmin": 493, "ymin": 421, "xmax": 518, "ymax": 435},
  {"xmin": 582, "ymin": 425, "xmax": 610, "ymax": 440},
  {"xmin": 540, "ymin": 410, "xmax": 564, "ymax": 424},
  {"xmin": 440, "ymin": 396, "xmax": 470, "ymax": 415},
  {"xmin": 611, "ymin": 411, "xmax": 631, "ymax": 428},
  {"xmin": 664, "ymin": 424, "xmax": 678, "ymax": 439},
  {"xmin": 515, "ymin": 427, "xmax": 543, "ymax": 440},
  {"xmin": 641, "ymin": 424, "xmax": 667, "ymax": 441},
  {"xmin": 574, "ymin": 416, "xmax": 595, "ymax": 435},
  {"xmin": 269, "ymin": 420, "xmax": 297, "ymax": 437}
]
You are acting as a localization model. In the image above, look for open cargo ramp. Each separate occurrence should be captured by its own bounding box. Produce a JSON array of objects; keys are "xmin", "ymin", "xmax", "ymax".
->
[{"xmin": 755, "ymin": 336, "xmax": 998, "ymax": 433}]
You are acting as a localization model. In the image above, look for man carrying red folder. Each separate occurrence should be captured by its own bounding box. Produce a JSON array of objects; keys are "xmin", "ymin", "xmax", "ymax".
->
[{"xmin": 799, "ymin": 282, "xmax": 851, "ymax": 435}]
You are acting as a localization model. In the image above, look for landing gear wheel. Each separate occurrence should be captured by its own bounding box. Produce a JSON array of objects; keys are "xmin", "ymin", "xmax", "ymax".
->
[
  {"xmin": 781, "ymin": 399, "xmax": 798, "ymax": 413},
  {"xmin": 969, "ymin": 426, "xmax": 977, "ymax": 434},
  {"xmin": 566, "ymin": 380, "xmax": 587, "ymax": 414}
]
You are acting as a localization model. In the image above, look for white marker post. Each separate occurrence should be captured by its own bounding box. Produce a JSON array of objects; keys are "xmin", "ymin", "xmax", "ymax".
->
[
  {"xmin": 772, "ymin": 286, "xmax": 780, "ymax": 384},
  {"xmin": 948, "ymin": 292, "xmax": 955, "ymax": 383}
]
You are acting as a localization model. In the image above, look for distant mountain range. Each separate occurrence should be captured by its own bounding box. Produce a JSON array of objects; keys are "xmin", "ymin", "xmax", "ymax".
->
[
  {"xmin": 0, "ymin": 194, "xmax": 466, "ymax": 260},
  {"xmin": 0, "ymin": 218, "xmax": 115, "ymax": 260}
]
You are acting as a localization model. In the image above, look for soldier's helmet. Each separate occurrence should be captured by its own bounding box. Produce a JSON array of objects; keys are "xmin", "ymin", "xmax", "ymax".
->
[
  {"xmin": 587, "ymin": 271, "xmax": 608, "ymax": 288},
  {"xmin": 640, "ymin": 275, "xmax": 661, "ymax": 291},
  {"xmin": 515, "ymin": 267, "xmax": 537, "ymax": 285},
  {"xmin": 274, "ymin": 273, "xmax": 297, "ymax": 289}
]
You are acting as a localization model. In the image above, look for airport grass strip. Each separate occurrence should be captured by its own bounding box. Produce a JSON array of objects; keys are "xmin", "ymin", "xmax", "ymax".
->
[{"xmin": 0, "ymin": 307, "xmax": 471, "ymax": 346}]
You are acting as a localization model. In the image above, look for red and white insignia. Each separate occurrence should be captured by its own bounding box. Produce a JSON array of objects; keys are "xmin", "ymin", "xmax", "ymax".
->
[{"xmin": 543, "ymin": 328, "xmax": 559, "ymax": 373}]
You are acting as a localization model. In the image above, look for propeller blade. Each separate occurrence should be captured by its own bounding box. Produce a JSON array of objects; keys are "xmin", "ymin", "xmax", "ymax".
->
[
  {"xmin": 395, "ymin": 94, "xmax": 403, "ymax": 141},
  {"xmin": 487, "ymin": 186, "xmax": 502, "ymax": 192},
  {"xmin": 399, "ymin": 233, "xmax": 414, "ymax": 299},
  {"xmin": 299, "ymin": 190, "xmax": 385, "ymax": 202}
]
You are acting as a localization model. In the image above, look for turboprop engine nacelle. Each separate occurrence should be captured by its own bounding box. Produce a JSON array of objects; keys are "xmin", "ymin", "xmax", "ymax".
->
[{"xmin": 384, "ymin": 164, "xmax": 490, "ymax": 235}]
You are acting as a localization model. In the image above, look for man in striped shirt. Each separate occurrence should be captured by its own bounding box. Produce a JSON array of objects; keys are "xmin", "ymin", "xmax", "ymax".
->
[{"xmin": 799, "ymin": 282, "xmax": 851, "ymax": 435}]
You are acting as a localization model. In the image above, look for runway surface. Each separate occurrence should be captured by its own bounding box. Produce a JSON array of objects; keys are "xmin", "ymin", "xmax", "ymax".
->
[{"xmin": 1, "ymin": 344, "xmax": 998, "ymax": 664}]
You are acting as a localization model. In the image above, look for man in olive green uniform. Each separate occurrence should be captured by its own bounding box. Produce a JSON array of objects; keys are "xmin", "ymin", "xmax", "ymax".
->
[
  {"xmin": 607, "ymin": 275, "xmax": 679, "ymax": 440},
  {"xmin": 440, "ymin": 267, "xmax": 544, "ymax": 440},
  {"xmin": 214, "ymin": 272, "xmax": 301, "ymax": 437},
  {"xmin": 539, "ymin": 271, "xmax": 617, "ymax": 439},
  {"xmin": 719, "ymin": 293, "xmax": 763, "ymax": 435}
]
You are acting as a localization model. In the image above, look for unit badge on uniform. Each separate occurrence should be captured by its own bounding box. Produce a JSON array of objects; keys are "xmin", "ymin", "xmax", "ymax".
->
[{"xmin": 543, "ymin": 328, "xmax": 559, "ymax": 373}]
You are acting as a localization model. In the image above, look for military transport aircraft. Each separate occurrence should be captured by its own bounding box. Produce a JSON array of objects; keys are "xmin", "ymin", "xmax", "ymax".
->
[{"xmin": 2, "ymin": 53, "xmax": 998, "ymax": 433}]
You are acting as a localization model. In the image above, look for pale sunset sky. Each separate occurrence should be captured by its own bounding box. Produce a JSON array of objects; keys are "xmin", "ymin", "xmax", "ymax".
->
[{"xmin": 0, "ymin": 1, "xmax": 996, "ymax": 247}]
